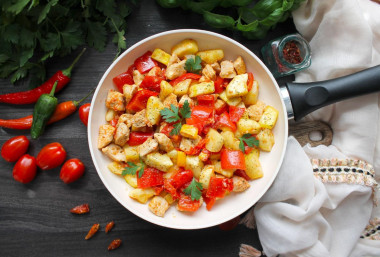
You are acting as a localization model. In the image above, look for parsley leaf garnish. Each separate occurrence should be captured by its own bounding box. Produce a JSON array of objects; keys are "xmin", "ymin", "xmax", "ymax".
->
[
  {"xmin": 179, "ymin": 100, "xmax": 191, "ymax": 119},
  {"xmin": 122, "ymin": 161, "xmax": 146, "ymax": 178},
  {"xmin": 170, "ymin": 122, "xmax": 182, "ymax": 136},
  {"xmin": 185, "ymin": 55, "xmax": 202, "ymax": 74},
  {"xmin": 160, "ymin": 104, "xmax": 181, "ymax": 123},
  {"xmin": 184, "ymin": 178, "xmax": 203, "ymax": 201},
  {"xmin": 239, "ymin": 134, "xmax": 259, "ymax": 153},
  {"xmin": 160, "ymin": 100, "xmax": 192, "ymax": 135}
]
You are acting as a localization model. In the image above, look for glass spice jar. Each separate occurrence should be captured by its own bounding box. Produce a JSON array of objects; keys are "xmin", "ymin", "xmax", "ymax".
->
[{"xmin": 261, "ymin": 33, "xmax": 311, "ymax": 78}]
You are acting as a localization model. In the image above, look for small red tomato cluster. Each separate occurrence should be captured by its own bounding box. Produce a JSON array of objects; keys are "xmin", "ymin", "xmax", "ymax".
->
[{"xmin": 1, "ymin": 136, "xmax": 85, "ymax": 184}]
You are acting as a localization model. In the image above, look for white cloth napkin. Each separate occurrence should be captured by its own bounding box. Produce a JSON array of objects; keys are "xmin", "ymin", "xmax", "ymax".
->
[{"xmin": 251, "ymin": 0, "xmax": 380, "ymax": 256}]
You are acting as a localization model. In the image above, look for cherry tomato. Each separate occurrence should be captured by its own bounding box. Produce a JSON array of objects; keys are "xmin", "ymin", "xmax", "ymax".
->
[
  {"xmin": 60, "ymin": 158, "xmax": 85, "ymax": 184},
  {"xmin": 36, "ymin": 142, "xmax": 66, "ymax": 170},
  {"xmin": 1, "ymin": 135, "xmax": 30, "ymax": 162},
  {"xmin": 13, "ymin": 154, "xmax": 37, "ymax": 184},
  {"xmin": 79, "ymin": 103, "xmax": 91, "ymax": 126}
]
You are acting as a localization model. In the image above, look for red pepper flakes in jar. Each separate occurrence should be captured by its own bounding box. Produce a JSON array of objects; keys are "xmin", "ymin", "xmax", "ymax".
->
[{"xmin": 261, "ymin": 33, "xmax": 311, "ymax": 77}]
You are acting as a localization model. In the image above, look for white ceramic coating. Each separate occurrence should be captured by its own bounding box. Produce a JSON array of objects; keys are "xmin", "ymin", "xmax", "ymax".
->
[{"xmin": 88, "ymin": 29, "xmax": 288, "ymax": 229}]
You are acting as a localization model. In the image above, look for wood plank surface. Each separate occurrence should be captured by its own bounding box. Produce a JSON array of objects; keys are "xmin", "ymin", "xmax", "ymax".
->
[{"xmin": 0, "ymin": 1, "xmax": 299, "ymax": 256}]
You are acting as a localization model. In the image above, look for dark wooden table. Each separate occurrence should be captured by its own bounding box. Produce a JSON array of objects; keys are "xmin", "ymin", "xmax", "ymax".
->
[{"xmin": 0, "ymin": 2, "xmax": 297, "ymax": 256}]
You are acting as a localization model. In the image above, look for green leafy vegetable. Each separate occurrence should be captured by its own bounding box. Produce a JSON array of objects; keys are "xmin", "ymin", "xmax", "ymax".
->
[
  {"xmin": 179, "ymin": 100, "xmax": 191, "ymax": 119},
  {"xmin": 170, "ymin": 122, "xmax": 182, "ymax": 136},
  {"xmin": 239, "ymin": 133, "xmax": 259, "ymax": 153},
  {"xmin": 160, "ymin": 104, "xmax": 181, "ymax": 123},
  {"xmin": 156, "ymin": 0, "xmax": 306, "ymax": 40},
  {"xmin": 184, "ymin": 178, "xmax": 203, "ymax": 201},
  {"xmin": 122, "ymin": 161, "xmax": 146, "ymax": 178},
  {"xmin": 185, "ymin": 56, "xmax": 202, "ymax": 74},
  {"xmin": 160, "ymin": 100, "xmax": 191, "ymax": 135},
  {"xmin": 0, "ymin": 0, "xmax": 137, "ymax": 85}
]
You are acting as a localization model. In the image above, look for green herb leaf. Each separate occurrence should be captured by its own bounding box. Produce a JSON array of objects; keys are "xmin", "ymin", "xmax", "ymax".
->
[
  {"xmin": 169, "ymin": 122, "xmax": 182, "ymax": 136},
  {"xmin": 5, "ymin": 0, "xmax": 30, "ymax": 15},
  {"xmin": 184, "ymin": 178, "xmax": 203, "ymax": 201},
  {"xmin": 38, "ymin": 0, "xmax": 58, "ymax": 24},
  {"xmin": 239, "ymin": 133, "xmax": 259, "ymax": 153},
  {"xmin": 122, "ymin": 161, "xmax": 145, "ymax": 178},
  {"xmin": 85, "ymin": 19, "xmax": 107, "ymax": 51},
  {"xmin": 179, "ymin": 100, "xmax": 191, "ymax": 119},
  {"xmin": 160, "ymin": 104, "xmax": 181, "ymax": 123},
  {"xmin": 185, "ymin": 55, "xmax": 202, "ymax": 74}
]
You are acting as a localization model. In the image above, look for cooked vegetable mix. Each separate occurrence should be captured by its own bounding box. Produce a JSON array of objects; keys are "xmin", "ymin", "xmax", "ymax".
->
[{"xmin": 98, "ymin": 39, "xmax": 278, "ymax": 217}]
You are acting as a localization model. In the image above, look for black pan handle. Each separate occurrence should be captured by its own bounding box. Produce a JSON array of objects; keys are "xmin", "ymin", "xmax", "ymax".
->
[{"xmin": 284, "ymin": 65, "xmax": 380, "ymax": 121}]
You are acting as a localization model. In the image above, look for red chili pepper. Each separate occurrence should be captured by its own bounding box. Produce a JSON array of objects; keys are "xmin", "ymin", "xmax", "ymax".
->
[
  {"xmin": 0, "ymin": 49, "xmax": 85, "ymax": 105},
  {"xmin": 221, "ymin": 149, "xmax": 246, "ymax": 170},
  {"xmin": 70, "ymin": 203, "xmax": 90, "ymax": 214},
  {"xmin": 0, "ymin": 88, "xmax": 94, "ymax": 130},
  {"xmin": 197, "ymin": 95, "xmax": 215, "ymax": 108},
  {"xmin": 139, "ymin": 75, "xmax": 163, "ymax": 92},
  {"xmin": 215, "ymin": 112, "xmax": 236, "ymax": 132},
  {"xmin": 137, "ymin": 167, "xmax": 165, "ymax": 189},
  {"xmin": 170, "ymin": 73, "xmax": 201, "ymax": 86},
  {"xmin": 126, "ymin": 89, "xmax": 158, "ymax": 112},
  {"xmin": 127, "ymin": 131, "xmax": 154, "ymax": 146},
  {"xmin": 134, "ymin": 51, "xmax": 158, "ymax": 74},
  {"xmin": 247, "ymin": 72, "xmax": 254, "ymax": 91},
  {"xmin": 112, "ymin": 64, "xmax": 135, "ymax": 92},
  {"xmin": 229, "ymin": 106, "xmax": 245, "ymax": 123}
]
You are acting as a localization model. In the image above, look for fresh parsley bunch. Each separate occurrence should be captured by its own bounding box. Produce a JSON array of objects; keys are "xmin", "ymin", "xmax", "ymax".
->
[{"xmin": 0, "ymin": 0, "xmax": 137, "ymax": 86}]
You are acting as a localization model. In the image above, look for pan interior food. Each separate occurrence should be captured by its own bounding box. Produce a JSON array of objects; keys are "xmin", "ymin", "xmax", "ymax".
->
[{"xmin": 88, "ymin": 30, "xmax": 288, "ymax": 229}]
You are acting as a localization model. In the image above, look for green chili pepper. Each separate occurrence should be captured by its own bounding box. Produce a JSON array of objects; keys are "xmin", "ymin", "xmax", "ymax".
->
[
  {"xmin": 203, "ymin": 11, "xmax": 235, "ymax": 29},
  {"xmin": 31, "ymin": 80, "xmax": 59, "ymax": 139}
]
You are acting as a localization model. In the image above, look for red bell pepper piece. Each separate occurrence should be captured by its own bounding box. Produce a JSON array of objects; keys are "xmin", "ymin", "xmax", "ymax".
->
[
  {"xmin": 190, "ymin": 106, "xmax": 214, "ymax": 120},
  {"xmin": 215, "ymin": 112, "xmax": 236, "ymax": 132},
  {"xmin": 127, "ymin": 132, "xmax": 154, "ymax": 146},
  {"xmin": 247, "ymin": 72, "xmax": 254, "ymax": 91},
  {"xmin": 234, "ymin": 169, "xmax": 251, "ymax": 181},
  {"xmin": 112, "ymin": 65, "xmax": 135, "ymax": 92},
  {"xmin": 134, "ymin": 51, "xmax": 158, "ymax": 74},
  {"xmin": 197, "ymin": 95, "xmax": 215, "ymax": 108},
  {"xmin": 184, "ymin": 138, "xmax": 208, "ymax": 156},
  {"xmin": 203, "ymin": 191, "xmax": 216, "ymax": 211},
  {"xmin": 215, "ymin": 103, "xmax": 228, "ymax": 115},
  {"xmin": 126, "ymin": 89, "xmax": 158, "ymax": 112},
  {"xmin": 164, "ymin": 169, "xmax": 193, "ymax": 199},
  {"xmin": 140, "ymin": 75, "xmax": 163, "ymax": 92},
  {"xmin": 229, "ymin": 106, "xmax": 245, "ymax": 123},
  {"xmin": 221, "ymin": 149, "xmax": 246, "ymax": 170},
  {"xmin": 177, "ymin": 194, "xmax": 202, "ymax": 212},
  {"xmin": 214, "ymin": 76, "xmax": 226, "ymax": 94},
  {"xmin": 170, "ymin": 73, "xmax": 201, "ymax": 86},
  {"xmin": 137, "ymin": 167, "xmax": 165, "ymax": 189},
  {"xmin": 206, "ymin": 177, "xmax": 234, "ymax": 199}
]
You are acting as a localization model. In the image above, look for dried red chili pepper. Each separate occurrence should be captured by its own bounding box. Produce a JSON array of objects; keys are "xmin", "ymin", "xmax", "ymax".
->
[
  {"xmin": 85, "ymin": 223, "xmax": 100, "ymax": 240},
  {"xmin": 282, "ymin": 40, "xmax": 302, "ymax": 64},
  {"xmin": 105, "ymin": 221, "xmax": 115, "ymax": 234},
  {"xmin": 70, "ymin": 204, "xmax": 90, "ymax": 214},
  {"xmin": 0, "ymin": 49, "xmax": 86, "ymax": 105},
  {"xmin": 108, "ymin": 239, "xmax": 122, "ymax": 250}
]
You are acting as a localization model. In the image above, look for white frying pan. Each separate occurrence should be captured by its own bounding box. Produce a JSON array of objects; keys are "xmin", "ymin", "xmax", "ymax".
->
[{"xmin": 88, "ymin": 29, "xmax": 380, "ymax": 229}]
